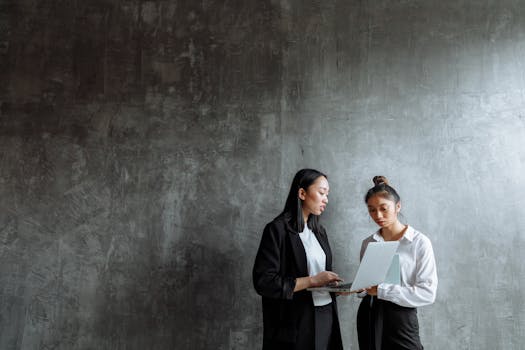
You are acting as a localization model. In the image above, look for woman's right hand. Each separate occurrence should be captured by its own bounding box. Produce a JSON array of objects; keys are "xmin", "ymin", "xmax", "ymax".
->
[
  {"xmin": 310, "ymin": 271, "xmax": 343, "ymax": 287},
  {"xmin": 293, "ymin": 271, "xmax": 343, "ymax": 292}
]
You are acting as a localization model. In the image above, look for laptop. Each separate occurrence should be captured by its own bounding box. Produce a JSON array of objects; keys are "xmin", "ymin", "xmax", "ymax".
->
[{"xmin": 308, "ymin": 241, "xmax": 400, "ymax": 293}]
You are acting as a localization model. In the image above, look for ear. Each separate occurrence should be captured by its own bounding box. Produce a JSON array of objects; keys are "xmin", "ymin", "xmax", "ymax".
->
[
  {"xmin": 395, "ymin": 202, "xmax": 401, "ymax": 213},
  {"xmin": 298, "ymin": 188, "xmax": 306, "ymax": 201}
]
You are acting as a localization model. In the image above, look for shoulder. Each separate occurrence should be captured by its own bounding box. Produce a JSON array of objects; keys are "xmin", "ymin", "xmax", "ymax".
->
[
  {"xmin": 359, "ymin": 233, "xmax": 377, "ymax": 259},
  {"xmin": 408, "ymin": 226, "xmax": 434, "ymax": 251},
  {"xmin": 361, "ymin": 232, "xmax": 378, "ymax": 246},
  {"xmin": 264, "ymin": 213, "xmax": 293, "ymax": 235},
  {"xmin": 266, "ymin": 214, "xmax": 284, "ymax": 227},
  {"xmin": 409, "ymin": 227, "xmax": 432, "ymax": 243},
  {"xmin": 271, "ymin": 212, "xmax": 293, "ymax": 226},
  {"xmin": 363, "ymin": 233, "xmax": 377, "ymax": 243}
]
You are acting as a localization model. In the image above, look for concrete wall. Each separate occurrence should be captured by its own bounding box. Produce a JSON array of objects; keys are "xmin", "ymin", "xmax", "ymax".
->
[{"xmin": 1, "ymin": 0, "xmax": 524, "ymax": 349}]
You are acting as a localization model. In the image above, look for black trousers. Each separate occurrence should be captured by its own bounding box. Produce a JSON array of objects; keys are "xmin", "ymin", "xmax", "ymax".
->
[
  {"xmin": 357, "ymin": 296, "xmax": 423, "ymax": 350},
  {"xmin": 263, "ymin": 302, "xmax": 338, "ymax": 350},
  {"xmin": 314, "ymin": 303, "xmax": 334, "ymax": 350}
]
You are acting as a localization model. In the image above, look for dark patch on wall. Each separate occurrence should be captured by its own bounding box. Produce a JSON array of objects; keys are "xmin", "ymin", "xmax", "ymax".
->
[{"xmin": 1, "ymin": 0, "xmax": 282, "ymax": 349}]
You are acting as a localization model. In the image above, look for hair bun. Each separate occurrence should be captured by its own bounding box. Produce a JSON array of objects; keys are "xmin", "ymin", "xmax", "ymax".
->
[{"xmin": 373, "ymin": 175, "xmax": 389, "ymax": 186}]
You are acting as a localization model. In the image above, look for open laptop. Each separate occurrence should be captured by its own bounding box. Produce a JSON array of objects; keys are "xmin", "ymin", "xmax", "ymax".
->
[{"xmin": 308, "ymin": 241, "xmax": 399, "ymax": 293}]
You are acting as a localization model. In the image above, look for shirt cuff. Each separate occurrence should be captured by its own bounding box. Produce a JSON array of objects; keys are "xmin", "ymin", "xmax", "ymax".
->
[
  {"xmin": 378, "ymin": 283, "xmax": 402, "ymax": 304},
  {"xmin": 377, "ymin": 283, "xmax": 390, "ymax": 300}
]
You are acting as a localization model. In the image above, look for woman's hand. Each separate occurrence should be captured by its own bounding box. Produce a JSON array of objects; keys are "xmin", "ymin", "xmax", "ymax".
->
[
  {"xmin": 310, "ymin": 271, "xmax": 343, "ymax": 287},
  {"xmin": 336, "ymin": 291, "xmax": 353, "ymax": 296},
  {"xmin": 293, "ymin": 271, "xmax": 343, "ymax": 292},
  {"xmin": 365, "ymin": 285, "xmax": 378, "ymax": 296}
]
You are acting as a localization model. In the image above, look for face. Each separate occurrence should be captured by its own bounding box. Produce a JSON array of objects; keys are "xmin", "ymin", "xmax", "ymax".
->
[
  {"xmin": 299, "ymin": 176, "xmax": 330, "ymax": 217},
  {"xmin": 367, "ymin": 194, "xmax": 401, "ymax": 228}
]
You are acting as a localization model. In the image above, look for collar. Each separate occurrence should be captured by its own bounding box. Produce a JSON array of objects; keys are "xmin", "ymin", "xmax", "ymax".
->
[{"xmin": 373, "ymin": 225, "xmax": 415, "ymax": 242}]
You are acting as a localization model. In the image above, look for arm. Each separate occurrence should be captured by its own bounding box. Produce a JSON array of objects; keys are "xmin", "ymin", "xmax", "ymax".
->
[
  {"xmin": 252, "ymin": 222, "xmax": 341, "ymax": 299},
  {"xmin": 376, "ymin": 237, "xmax": 438, "ymax": 307},
  {"xmin": 253, "ymin": 222, "xmax": 296, "ymax": 300}
]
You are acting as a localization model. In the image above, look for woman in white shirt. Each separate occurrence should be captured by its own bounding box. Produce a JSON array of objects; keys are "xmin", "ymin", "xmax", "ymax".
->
[{"xmin": 356, "ymin": 176, "xmax": 438, "ymax": 350}]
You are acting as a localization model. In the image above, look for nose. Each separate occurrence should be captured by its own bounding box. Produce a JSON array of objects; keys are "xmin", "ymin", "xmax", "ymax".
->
[{"xmin": 375, "ymin": 211, "xmax": 383, "ymax": 219}]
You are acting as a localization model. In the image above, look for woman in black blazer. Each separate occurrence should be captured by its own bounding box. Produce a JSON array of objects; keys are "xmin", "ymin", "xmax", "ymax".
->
[{"xmin": 253, "ymin": 169, "xmax": 344, "ymax": 350}]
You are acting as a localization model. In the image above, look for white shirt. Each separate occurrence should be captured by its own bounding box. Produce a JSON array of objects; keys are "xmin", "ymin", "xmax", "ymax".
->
[
  {"xmin": 299, "ymin": 225, "xmax": 332, "ymax": 306},
  {"xmin": 360, "ymin": 225, "xmax": 438, "ymax": 308}
]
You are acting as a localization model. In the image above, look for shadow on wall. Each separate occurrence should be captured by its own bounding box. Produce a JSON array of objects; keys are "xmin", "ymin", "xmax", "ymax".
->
[
  {"xmin": 0, "ymin": 0, "xmax": 282, "ymax": 348},
  {"xmin": 90, "ymin": 239, "xmax": 242, "ymax": 350},
  {"xmin": 1, "ymin": 0, "xmax": 284, "ymax": 108}
]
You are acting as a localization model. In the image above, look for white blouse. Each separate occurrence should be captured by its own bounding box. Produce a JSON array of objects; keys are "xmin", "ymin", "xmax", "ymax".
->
[
  {"xmin": 360, "ymin": 225, "xmax": 438, "ymax": 308},
  {"xmin": 299, "ymin": 225, "xmax": 332, "ymax": 306}
]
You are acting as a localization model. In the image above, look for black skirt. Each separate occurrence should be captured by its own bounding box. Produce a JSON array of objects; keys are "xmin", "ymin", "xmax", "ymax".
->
[{"xmin": 357, "ymin": 295, "xmax": 423, "ymax": 350}]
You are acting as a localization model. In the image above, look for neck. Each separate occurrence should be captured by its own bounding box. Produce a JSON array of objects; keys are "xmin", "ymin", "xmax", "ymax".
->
[{"xmin": 381, "ymin": 221, "xmax": 407, "ymax": 241}]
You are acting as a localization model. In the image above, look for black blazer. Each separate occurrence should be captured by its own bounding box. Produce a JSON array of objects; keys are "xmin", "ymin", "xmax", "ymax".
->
[{"xmin": 253, "ymin": 213, "xmax": 343, "ymax": 350}]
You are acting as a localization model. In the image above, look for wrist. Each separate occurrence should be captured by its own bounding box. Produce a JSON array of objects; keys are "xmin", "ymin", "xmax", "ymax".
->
[{"xmin": 308, "ymin": 276, "xmax": 315, "ymax": 288}]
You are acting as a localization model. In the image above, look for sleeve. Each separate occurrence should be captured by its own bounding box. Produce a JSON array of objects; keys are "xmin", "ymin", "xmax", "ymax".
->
[
  {"xmin": 252, "ymin": 222, "xmax": 296, "ymax": 300},
  {"xmin": 377, "ymin": 236, "xmax": 438, "ymax": 308}
]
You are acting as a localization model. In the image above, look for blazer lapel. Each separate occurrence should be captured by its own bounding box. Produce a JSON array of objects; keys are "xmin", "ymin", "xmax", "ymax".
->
[
  {"xmin": 290, "ymin": 233, "xmax": 309, "ymax": 277},
  {"xmin": 316, "ymin": 232, "xmax": 332, "ymax": 271},
  {"xmin": 285, "ymin": 220, "xmax": 309, "ymax": 277}
]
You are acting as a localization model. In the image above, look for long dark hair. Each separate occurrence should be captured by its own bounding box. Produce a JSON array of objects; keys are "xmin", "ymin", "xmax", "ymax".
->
[{"xmin": 280, "ymin": 168, "xmax": 327, "ymax": 234}]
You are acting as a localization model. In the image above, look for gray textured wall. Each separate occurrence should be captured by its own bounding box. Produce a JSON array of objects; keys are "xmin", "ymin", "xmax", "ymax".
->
[{"xmin": 1, "ymin": 0, "xmax": 524, "ymax": 349}]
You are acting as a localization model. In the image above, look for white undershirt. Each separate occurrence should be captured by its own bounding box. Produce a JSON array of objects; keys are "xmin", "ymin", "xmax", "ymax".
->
[{"xmin": 299, "ymin": 225, "xmax": 332, "ymax": 306}]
